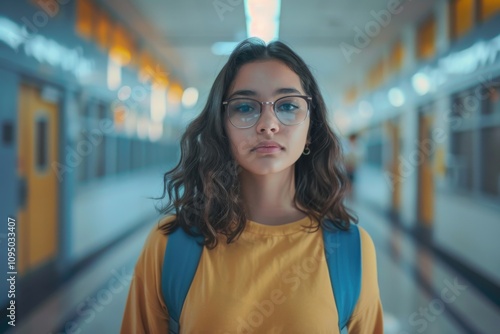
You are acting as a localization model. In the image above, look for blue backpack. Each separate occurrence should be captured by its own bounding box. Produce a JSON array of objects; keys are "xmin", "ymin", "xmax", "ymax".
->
[{"xmin": 161, "ymin": 221, "xmax": 361, "ymax": 334}]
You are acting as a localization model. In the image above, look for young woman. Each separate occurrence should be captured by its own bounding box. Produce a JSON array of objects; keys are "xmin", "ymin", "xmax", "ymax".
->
[{"xmin": 121, "ymin": 38, "xmax": 383, "ymax": 333}]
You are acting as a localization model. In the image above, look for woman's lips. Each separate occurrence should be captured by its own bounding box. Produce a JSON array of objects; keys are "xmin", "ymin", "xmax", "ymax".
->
[
  {"xmin": 252, "ymin": 141, "xmax": 283, "ymax": 152},
  {"xmin": 253, "ymin": 146, "xmax": 282, "ymax": 153}
]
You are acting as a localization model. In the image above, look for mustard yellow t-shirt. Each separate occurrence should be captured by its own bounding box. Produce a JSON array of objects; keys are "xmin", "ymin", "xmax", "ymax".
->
[{"xmin": 121, "ymin": 215, "xmax": 383, "ymax": 333}]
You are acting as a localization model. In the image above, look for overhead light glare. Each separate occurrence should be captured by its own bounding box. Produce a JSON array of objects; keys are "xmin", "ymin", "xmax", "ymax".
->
[
  {"xmin": 182, "ymin": 87, "xmax": 199, "ymax": 108},
  {"xmin": 388, "ymin": 87, "xmax": 405, "ymax": 107},
  {"xmin": 412, "ymin": 72, "xmax": 431, "ymax": 96},
  {"xmin": 244, "ymin": 0, "xmax": 281, "ymax": 43}
]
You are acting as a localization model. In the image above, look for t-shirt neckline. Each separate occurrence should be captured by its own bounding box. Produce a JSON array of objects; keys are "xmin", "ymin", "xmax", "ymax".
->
[{"xmin": 244, "ymin": 215, "xmax": 316, "ymax": 236}]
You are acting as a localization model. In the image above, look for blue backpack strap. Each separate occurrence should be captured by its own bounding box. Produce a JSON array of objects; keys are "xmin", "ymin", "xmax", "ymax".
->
[
  {"xmin": 161, "ymin": 227, "xmax": 204, "ymax": 334},
  {"xmin": 322, "ymin": 222, "xmax": 362, "ymax": 332}
]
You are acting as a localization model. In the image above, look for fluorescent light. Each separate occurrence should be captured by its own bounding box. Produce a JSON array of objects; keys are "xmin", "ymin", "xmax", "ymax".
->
[
  {"xmin": 211, "ymin": 0, "xmax": 281, "ymax": 56},
  {"xmin": 388, "ymin": 88, "xmax": 405, "ymax": 107},
  {"xmin": 167, "ymin": 82, "xmax": 184, "ymax": 116},
  {"xmin": 107, "ymin": 55, "xmax": 121, "ymax": 91},
  {"xmin": 244, "ymin": 0, "xmax": 281, "ymax": 43},
  {"xmin": 182, "ymin": 87, "xmax": 199, "ymax": 108},
  {"xmin": 358, "ymin": 101, "xmax": 373, "ymax": 118},
  {"xmin": 151, "ymin": 84, "xmax": 167, "ymax": 122},
  {"xmin": 412, "ymin": 72, "xmax": 430, "ymax": 96}
]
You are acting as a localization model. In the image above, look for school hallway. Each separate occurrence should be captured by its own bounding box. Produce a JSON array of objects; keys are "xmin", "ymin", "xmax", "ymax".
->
[
  {"xmin": 3, "ymin": 0, "xmax": 500, "ymax": 333},
  {"xmin": 8, "ymin": 187, "xmax": 499, "ymax": 334}
]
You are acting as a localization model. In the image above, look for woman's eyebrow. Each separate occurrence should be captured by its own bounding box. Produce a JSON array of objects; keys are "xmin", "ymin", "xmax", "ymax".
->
[
  {"xmin": 274, "ymin": 87, "xmax": 302, "ymax": 95},
  {"xmin": 229, "ymin": 89, "xmax": 257, "ymax": 98},
  {"xmin": 229, "ymin": 87, "xmax": 303, "ymax": 99}
]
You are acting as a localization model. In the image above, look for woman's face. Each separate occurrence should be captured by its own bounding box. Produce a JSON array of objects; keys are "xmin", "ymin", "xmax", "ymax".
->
[{"xmin": 224, "ymin": 59, "xmax": 310, "ymax": 176}]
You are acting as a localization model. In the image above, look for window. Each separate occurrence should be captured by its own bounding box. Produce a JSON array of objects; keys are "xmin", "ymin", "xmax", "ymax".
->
[
  {"xmin": 451, "ymin": 88, "xmax": 479, "ymax": 121},
  {"xmin": 449, "ymin": 83, "xmax": 500, "ymax": 200},
  {"xmin": 76, "ymin": 100, "xmax": 114, "ymax": 182},
  {"xmin": 132, "ymin": 139, "xmax": 141, "ymax": 170},
  {"xmin": 366, "ymin": 142, "xmax": 383, "ymax": 167},
  {"xmin": 97, "ymin": 103, "xmax": 108, "ymax": 120},
  {"xmin": 450, "ymin": 130, "xmax": 474, "ymax": 190},
  {"xmin": 117, "ymin": 137, "xmax": 131, "ymax": 173},
  {"xmin": 35, "ymin": 117, "xmax": 48, "ymax": 172},
  {"xmin": 482, "ymin": 84, "xmax": 500, "ymax": 115},
  {"xmin": 480, "ymin": 126, "xmax": 500, "ymax": 195},
  {"xmin": 2, "ymin": 121, "xmax": 14, "ymax": 145},
  {"xmin": 480, "ymin": 80, "xmax": 500, "ymax": 197},
  {"xmin": 77, "ymin": 131, "xmax": 88, "ymax": 182},
  {"xmin": 96, "ymin": 135, "xmax": 106, "ymax": 178},
  {"xmin": 449, "ymin": 91, "xmax": 476, "ymax": 192},
  {"xmin": 365, "ymin": 127, "xmax": 383, "ymax": 168},
  {"xmin": 417, "ymin": 15, "xmax": 436, "ymax": 60}
]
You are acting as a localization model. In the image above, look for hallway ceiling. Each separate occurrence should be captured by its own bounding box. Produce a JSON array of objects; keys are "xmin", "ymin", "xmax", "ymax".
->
[{"xmin": 100, "ymin": 0, "xmax": 435, "ymax": 112}]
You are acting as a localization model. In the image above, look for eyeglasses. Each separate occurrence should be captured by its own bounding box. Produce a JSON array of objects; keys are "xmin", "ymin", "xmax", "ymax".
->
[{"xmin": 223, "ymin": 95, "xmax": 312, "ymax": 129}]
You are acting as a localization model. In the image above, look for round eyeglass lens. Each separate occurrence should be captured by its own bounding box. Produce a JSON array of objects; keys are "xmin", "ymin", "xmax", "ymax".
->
[
  {"xmin": 227, "ymin": 99, "xmax": 261, "ymax": 128},
  {"xmin": 274, "ymin": 96, "xmax": 308, "ymax": 125}
]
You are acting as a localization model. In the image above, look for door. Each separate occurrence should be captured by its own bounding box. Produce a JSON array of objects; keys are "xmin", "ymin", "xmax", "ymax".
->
[
  {"xmin": 417, "ymin": 109, "xmax": 434, "ymax": 228},
  {"xmin": 17, "ymin": 84, "xmax": 59, "ymax": 275}
]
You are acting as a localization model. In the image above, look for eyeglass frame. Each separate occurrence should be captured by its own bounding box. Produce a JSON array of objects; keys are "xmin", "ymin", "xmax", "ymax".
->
[{"xmin": 222, "ymin": 95, "xmax": 312, "ymax": 129}]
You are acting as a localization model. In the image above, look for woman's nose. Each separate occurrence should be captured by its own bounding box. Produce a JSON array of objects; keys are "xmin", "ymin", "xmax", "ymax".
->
[{"xmin": 256, "ymin": 104, "xmax": 280, "ymax": 134}]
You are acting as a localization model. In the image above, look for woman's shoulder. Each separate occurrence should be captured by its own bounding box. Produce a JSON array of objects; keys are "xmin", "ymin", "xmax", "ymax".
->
[
  {"xmin": 354, "ymin": 224, "xmax": 381, "ymax": 302},
  {"xmin": 348, "ymin": 224, "xmax": 384, "ymax": 333},
  {"xmin": 354, "ymin": 225, "xmax": 378, "ymax": 272},
  {"xmin": 356, "ymin": 225, "xmax": 376, "ymax": 256},
  {"xmin": 136, "ymin": 215, "xmax": 177, "ymax": 269}
]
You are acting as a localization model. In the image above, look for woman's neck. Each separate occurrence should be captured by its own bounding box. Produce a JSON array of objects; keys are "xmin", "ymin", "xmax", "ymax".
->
[{"xmin": 238, "ymin": 167, "xmax": 306, "ymax": 225}]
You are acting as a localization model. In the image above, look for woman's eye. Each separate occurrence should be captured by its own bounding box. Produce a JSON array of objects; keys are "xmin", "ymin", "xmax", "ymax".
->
[
  {"xmin": 232, "ymin": 103, "xmax": 256, "ymax": 113},
  {"xmin": 237, "ymin": 105, "xmax": 253, "ymax": 112},
  {"xmin": 278, "ymin": 103, "xmax": 298, "ymax": 112}
]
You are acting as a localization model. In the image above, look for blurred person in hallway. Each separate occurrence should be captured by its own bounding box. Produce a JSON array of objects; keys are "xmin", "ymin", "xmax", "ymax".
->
[{"xmin": 121, "ymin": 38, "xmax": 383, "ymax": 333}]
